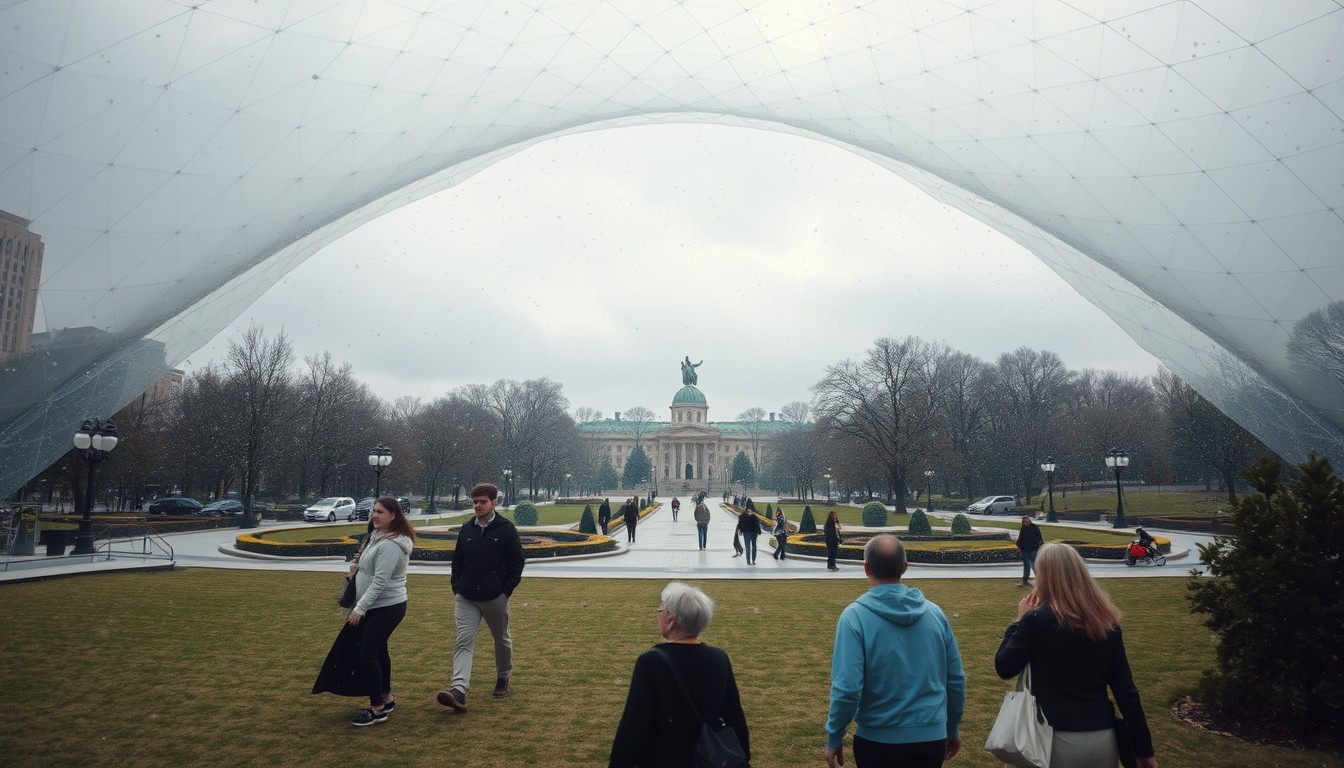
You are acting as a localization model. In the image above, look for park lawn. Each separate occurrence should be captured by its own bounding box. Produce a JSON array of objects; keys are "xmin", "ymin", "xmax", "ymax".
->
[
  {"xmin": 496, "ymin": 504, "xmax": 589, "ymax": 526},
  {"xmin": 0, "ymin": 571, "xmax": 1333, "ymax": 768},
  {"xmin": 1045, "ymin": 490, "xmax": 1230, "ymax": 518}
]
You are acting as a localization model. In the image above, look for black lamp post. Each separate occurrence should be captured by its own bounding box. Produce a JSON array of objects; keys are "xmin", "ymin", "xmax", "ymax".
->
[
  {"xmin": 368, "ymin": 444, "xmax": 392, "ymax": 498},
  {"xmin": 563, "ymin": 473, "xmax": 571, "ymax": 499},
  {"xmin": 824, "ymin": 469, "xmax": 833, "ymax": 504},
  {"xmin": 1105, "ymin": 448, "xmax": 1130, "ymax": 528},
  {"xmin": 1041, "ymin": 456, "xmax": 1058, "ymax": 523},
  {"xmin": 72, "ymin": 418, "xmax": 118, "ymax": 555},
  {"xmin": 503, "ymin": 468, "xmax": 513, "ymax": 507},
  {"xmin": 923, "ymin": 469, "xmax": 935, "ymax": 512}
]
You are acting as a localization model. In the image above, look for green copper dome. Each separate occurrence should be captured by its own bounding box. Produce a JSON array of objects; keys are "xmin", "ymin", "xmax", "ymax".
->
[{"xmin": 672, "ymin": 385, "xmax": 707, "ymax": 405}]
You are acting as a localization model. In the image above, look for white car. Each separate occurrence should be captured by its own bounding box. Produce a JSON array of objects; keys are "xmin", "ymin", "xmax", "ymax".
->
[
  {"xmin": 304, "ymin": 497, "xmax": 356, "ymax": 522},
  {"xmin": 967, "ymin": 495, "xmax": 1018, "ymax": 515}
]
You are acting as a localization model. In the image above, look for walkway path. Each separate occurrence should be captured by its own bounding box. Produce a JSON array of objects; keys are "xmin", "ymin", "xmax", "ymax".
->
[{"xmin": 0, "ymin": 502, "xmax": 1208, "ymax": 583}]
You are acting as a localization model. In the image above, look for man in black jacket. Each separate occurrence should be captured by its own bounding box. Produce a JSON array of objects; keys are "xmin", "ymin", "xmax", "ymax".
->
[
  {"xmin": 437, "ymin": 483, "xmax": 525, "ymax": 713},
  {"xmin": 1015, "ymin": 515, "xmax": 1044, "ymax": 586},
  {"xmin": 598, "ymin": 498, "xmax": 612, "ymax": 535}
]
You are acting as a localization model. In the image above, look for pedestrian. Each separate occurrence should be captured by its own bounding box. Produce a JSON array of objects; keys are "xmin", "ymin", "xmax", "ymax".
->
[
  {"xmin": 995, "ymin": 543, "xmax": 1159, "ymax": 768},
  {"xmin": 736, "ymin": 507, "xmax": 762, "ymax": 564},
  {"xmin": 1015, "ymin": 514, "xmax": 1044, "ymax": 586},
  {"xmin": 825, "ymin": 534, "xmax": 965, "ymax": 768},
  {"xmin": 609, "ymin": 582, "xmax": 751, "ymax": 767},
  {"xmin": 693, "ymin": 498, "xmax": 711, "ymax": 550},
  {"xmin": 671, "ymin": 496, "xmax": 680, "ymax": 522},
  {"xmin": 623, "ymin": 497, "xmax": 639, "ymax": 543},
  {"xmin": 824, "ymin": 510, "xmax": 842, "ymax": 571},
  {"xmin": 313, "ymin": 497, "xmax": 415, "ymax": 726},
  {"xmin": 437, "ymin": 483, "xmax": 526, "ymax": 714},
  {"xmin": 771, "ymin": 509, "xmax": 789, "ymax": 560},
  {"xmin": 598, "ymin": 498, "xmax": 612, "ymax": 536}
]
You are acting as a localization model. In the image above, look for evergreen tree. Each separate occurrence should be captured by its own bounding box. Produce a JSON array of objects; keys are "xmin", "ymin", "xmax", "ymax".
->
[
  {"xmin": 597, "ymin": 457, "xmax": 620, "ymax": 490},
  {"xmin": 622, "ymin": 445, "xmax": 653, "ymax": 487},
  {"xmin": 1187, "ymin": 454, "xmax": 1343, "ymax": 743},
  {"xmin": 908, "ymin": 508, "xmax": 932, "ymax": 535},
  {"xmin": 799, "ymin": 505, "xmax": 817, "ymax": 533},
  {"xmin": 579, "ymin": 504, "xmax": 596, "ymax": 534},
  {"xmin": 861, "ymin": 501, "xmax": 888, "ymax": 527},
  {"xmin": 731, "ymin": 451, "xmax": 756, "ymax": 485},
  {"xmin": 951, "ymin": 513, "xmax": 972, "ymax": 534}
]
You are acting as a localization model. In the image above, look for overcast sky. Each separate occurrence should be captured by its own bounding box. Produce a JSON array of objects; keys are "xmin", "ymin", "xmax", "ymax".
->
[{"xmin": 182, "ymin": 123, "xmax": 1160, "ymax": 420}]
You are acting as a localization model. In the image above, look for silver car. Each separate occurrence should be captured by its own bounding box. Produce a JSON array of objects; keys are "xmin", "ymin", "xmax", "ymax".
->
[
  {"xmin": 304, "ymin": 497, "xmax": 356, "ymax": 522},
  {"xmin": 967, "ymin": 495, "xmax": 1017, "ymax": 515}
]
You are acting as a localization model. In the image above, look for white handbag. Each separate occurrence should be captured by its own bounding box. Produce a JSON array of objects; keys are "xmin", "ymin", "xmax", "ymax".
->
[{"xmin": 984, "ymin": 664, "xmax": 1054, "ymax": 768}]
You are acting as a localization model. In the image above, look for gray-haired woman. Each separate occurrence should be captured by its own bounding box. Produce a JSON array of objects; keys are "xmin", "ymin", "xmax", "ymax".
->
[{"xmin": 609, "ymin": 582, "xmax": 751, "ymax": 767}]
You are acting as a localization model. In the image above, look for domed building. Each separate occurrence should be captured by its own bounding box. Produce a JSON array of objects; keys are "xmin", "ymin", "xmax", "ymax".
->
[{"xmin": 577, "ymin": 362, "xmax": 797, "ymax": 491}]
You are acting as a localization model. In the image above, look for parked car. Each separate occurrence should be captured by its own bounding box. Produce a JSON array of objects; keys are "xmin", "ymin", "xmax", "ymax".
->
[
  {"xmin": 202, "ymin": 499, "xmax": 244, "ymax": 516},
  {"xmin": 966, "ymin": 495, "xmax": 1018, "ymax": 515},
  {"xmin": 397, "ymin": 496, "xmax": 412, "ymax": 513},
  {"xmin": 148, "ymin": 497, "xmax": 204, "ymax": 516},
  {"xmin": 304, "ymin": 497, "xmax": 356, "ymax": 522},
  {"xmin": 349, "ymin": 497, "xmax": 376, "ymax": 521}
]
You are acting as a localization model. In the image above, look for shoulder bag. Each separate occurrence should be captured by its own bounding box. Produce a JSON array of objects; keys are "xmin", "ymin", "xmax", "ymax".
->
[
  {"xmin": 337, "ymin": 534, "xmax": 374, "ymax": 609},
  {"xmin": 984, "ymin": 664, "xmax": 1053, "ymax": 768},
  {"xmin": 652, "ymin": 648, "xmax": 748, "ymax": 768}
]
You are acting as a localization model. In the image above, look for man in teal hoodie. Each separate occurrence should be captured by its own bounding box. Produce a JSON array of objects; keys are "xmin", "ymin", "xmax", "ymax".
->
[{"xmin": 824, "ymin": 534, "xmax": 965, "ymax": 768}]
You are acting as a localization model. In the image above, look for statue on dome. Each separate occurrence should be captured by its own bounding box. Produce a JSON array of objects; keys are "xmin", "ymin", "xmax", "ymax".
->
[{"xmin": 680, "ymin": 356, "xmax": 702, "ymax": 386}]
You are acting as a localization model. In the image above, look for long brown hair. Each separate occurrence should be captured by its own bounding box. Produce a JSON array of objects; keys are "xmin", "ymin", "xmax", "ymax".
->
[
  {"xmin": 1033, "ymin": 542, "xmax": 1121, "ymax": 640},
  {"xmin": 375, "ymin": 496, "xmax": 416, "ymax": 542}
]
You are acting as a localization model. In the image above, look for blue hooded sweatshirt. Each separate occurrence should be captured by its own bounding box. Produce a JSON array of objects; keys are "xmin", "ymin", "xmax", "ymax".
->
[{"xmin": 825, "ymin": 582, "xmax": 965, "ymax": 749}]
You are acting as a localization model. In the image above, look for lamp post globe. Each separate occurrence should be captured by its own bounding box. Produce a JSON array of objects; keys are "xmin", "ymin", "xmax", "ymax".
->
[
  {"xmin": 1104, "ymin": 448, "xmax": 1130, "ymax": 528},
  {"xmin": 923, "ymin": 469, "xmax": 935, "ymax": 512},
  {"xmin": 564, "ymin": 472, "xmax": 571, "ymax": 499},
  {"xmin": 823, "ymin": 471, "xmax": 832, "ymax": 504},
  {"xmin": 1040, "ymin": 456, "xmax": 1058, "ymax": 523},
  {"xmin": 368, "ymin": 444, "xmax": 393, "ymax": 498},
  {"xmin": 503, "ymin": 468, "xmax": 513, "ymax": 507},
  {"xmin": 72, "ymin": 418, "xmax": 118, "ymax": 555}
]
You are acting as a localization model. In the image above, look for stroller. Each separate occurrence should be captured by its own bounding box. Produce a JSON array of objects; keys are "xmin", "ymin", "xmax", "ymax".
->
[{"xmin": 1124, "ymin": 527, "xmax": 1166, "ymax": 567}]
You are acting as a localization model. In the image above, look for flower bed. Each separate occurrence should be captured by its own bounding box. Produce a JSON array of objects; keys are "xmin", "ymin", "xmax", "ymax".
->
[
  {"xmin": 235, "ymin": 527, "xmax": 617, "ymax": 560},
  {"xmin": 782, "ymin": 532, "xmax": 1170, "ymax": 563}
]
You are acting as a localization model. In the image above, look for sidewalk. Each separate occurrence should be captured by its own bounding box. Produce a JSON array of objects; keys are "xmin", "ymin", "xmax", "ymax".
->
[{"xmin": 0, "ymin": 503, "xmax": 1207, "ymax": 583}]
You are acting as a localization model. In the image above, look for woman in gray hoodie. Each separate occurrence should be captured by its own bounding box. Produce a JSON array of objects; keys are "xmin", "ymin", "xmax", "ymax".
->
[{"xmin": 314, "ymin": 496, "xmax": 415, "ymax": 727}]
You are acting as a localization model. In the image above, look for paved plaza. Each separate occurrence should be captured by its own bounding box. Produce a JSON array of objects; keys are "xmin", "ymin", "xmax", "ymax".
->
[{"xmin": 0, "ymin": 501, "xmax": 1208, "ymax": 584}]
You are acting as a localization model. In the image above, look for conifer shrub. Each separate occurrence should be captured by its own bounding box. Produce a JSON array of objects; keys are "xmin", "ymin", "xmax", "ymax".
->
[
  {"xmin": 908, "ymin": 508, "xmax": 932, "ymax": 536},
  {"xmin": 745, "ymin": 498, "xmax": 757, "ymax": 513},
  {"xmin": 765, "ymin": 503, "xmax": 773, "ymax": 517},
  {"xmin": 951, "ymin": 513, "xmax": 972, "ymax": 534},
  {"xmin": 513, "ymin": 502, "xmax": 539, "ymax": 526},
  {"xmin": 799, "ymin": 505, "xmax": 817, "ymax": 533},
  {"xmin": 1187, "ymin": 454, "xmax": 1344, "ymax": 746},
  {"xmin": 861, "ymin": 502, "xmax": 888, "ymax": 527},
  {"xmin": 578, "ymin": 505, "xmax": 596, "ymax": 534}
]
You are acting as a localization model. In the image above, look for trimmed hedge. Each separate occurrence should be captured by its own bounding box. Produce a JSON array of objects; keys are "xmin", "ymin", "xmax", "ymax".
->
[
  {"xmin": 798, "ymin": 505, "xmax": 817, "ymax": 533},
  {"xmin": 951, "ymin": 514, "xmax": 972, "ymax": 534},
  {"xmin": 861, "ymin": 502, "xmax": 888, "ymax": 526},
  {"xmin": 908, "ymin": 509, "xmax": 932, "ymax": 535},
  {"xmin": 235, "ymin": 528, "xmax": 618, "ymax": 559},
  {"xmin": 513, "ymin": 502, "xmax": 539, "ymax": 526},
  {"xmin": 778, "ymin": 533, "xmax": 1169, "ymax": 562},
  {"xmin": 579, "ymin": 505, "xmax": 596, "ymax": 534}
]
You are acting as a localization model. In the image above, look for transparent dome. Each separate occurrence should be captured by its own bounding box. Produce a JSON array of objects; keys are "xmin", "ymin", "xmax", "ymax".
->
[{"xmin": 1, "ymin": 1, "xmax": 1341, "ymax": 496}]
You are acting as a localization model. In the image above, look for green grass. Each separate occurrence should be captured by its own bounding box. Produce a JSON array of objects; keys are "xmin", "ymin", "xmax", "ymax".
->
[
  {"xmin": 0, "ymin": 571, "xmax": 1333, "ymax": 767},
  {"xmin": 496, "ymin": 504, "xmax": 590, "ymax": 526},
  {"xmin": 1047, "ymin": 490, "xmax": 1230, "ymax": 518}
]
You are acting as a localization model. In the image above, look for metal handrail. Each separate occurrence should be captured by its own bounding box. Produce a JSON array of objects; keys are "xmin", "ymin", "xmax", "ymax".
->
[{"xmin": 97, "ymin": 525, "xmax": 174, "ymax": 561}]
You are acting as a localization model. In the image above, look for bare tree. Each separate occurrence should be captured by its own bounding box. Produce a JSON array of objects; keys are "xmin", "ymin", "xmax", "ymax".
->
[
  {"xmin": 1155, "ymin": 369, "xmax": 1269, "ymax": 505},
  {"xmin": 469, "ymin": 378, "xmax": 573, "ymax": 500},
  {"xmin": 931, "ymin": 350, "xmax": 992, "ymax": 502},
  {"xmin": 736, "ymin": 407, "xmax": 768, "ymax": 470},
  {"xmin": 212, "ymin": 325, "xmax": 297, "ymax": 527},
  {"xmin": 623, "ymin": 406, "xmax": 657, "ymax": 447},
  {"xmin": 292, "ymin": 353, "xmax": 371, "ymax": 497},
  {"xmin": 774, "ymin": 423, "xmax": 824, "ymax": 499},
  {"xmin": 573, "ymin": 406, "xmax": 604, "ymax": 423},
  {"xmin": 780, "ymin": 401, "xmax": 811, "ymax": 425},
  {"xmin": 405, "ymin": 391, "xmax": 496, "ymax": 510},
  {"xmin": 984, "ymin": 347, "xmax": 1073, "ymax": 499},
  {"xmin": 812, "ymin": 337, "xmax": 941, "ymax": 511}
]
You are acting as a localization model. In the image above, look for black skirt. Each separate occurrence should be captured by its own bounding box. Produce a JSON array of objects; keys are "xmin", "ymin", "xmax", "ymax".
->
[{"xmin": 312, "ymin": 621, "xmax": 366, "ymax": 697}]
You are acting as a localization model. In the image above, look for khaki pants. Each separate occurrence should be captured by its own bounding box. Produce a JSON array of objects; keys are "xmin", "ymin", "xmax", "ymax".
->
[{"xmin": 452, "ymin": 593, "xmax": 512, "ymax": 692}]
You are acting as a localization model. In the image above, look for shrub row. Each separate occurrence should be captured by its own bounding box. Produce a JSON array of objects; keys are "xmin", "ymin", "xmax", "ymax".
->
[
  {"xmin": 1131, "ymin": 515, "xmax": 1227, "ymax": 533},
  {"xmin": 235, "ymin": 528, "xmax": 617, "ymax": 560},
  {"xmin": 782, "ymin": 533, "xmax": 1169, "ymax": 562}
]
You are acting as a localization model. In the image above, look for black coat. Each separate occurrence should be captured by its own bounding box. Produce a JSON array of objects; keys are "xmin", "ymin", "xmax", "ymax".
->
[
  {"xmin": 451, "ymin": 514, "xmax": 525, "ymax": 601},
  {"xmin": 598, "ymin": 502, "xmax": 612, "ymax": 524},
  {"xmin": 1016, "ymin": 523, "xmax": 1044, "ymax": 552},
  {"xmin": 736, "ymin": 512, "xmax": 762, "ymax": 535},
  {"xmin": 623, "ymin": 502, "xmax": 639, "ymax": 524}
]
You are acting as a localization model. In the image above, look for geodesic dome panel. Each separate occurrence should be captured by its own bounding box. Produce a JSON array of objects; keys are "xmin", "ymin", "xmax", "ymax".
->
[{"xmin": 1, "ymin": 0, "xmax": 1342, "ymax": 496}]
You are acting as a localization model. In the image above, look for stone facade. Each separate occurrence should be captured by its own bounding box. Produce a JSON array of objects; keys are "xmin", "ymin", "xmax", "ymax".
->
[
  {"xmin": 0, "ymin": 210, "xmax": 43, "ymax": 360},
  {"xmin": 578, "ymin": 382, "xmax": 797, "ymax": 491}
]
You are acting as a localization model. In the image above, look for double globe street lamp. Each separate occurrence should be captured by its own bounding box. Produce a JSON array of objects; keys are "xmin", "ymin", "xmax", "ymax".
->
[
  {"xmin": 1105, "ymin": 448, "xmax": 1130, "ymax": 528},
  {"xmin": 72, "ymin": 418, "xmax": 118, "ymax": 555},
  {"xmin": 923, "ymin": 469, "xmax": 935, "ymax": 512},
  {"xmin": 823, "ymin": 469, "xmax": 833, "ymax": 504},
  {"xmin": 502, "ymin": 468, "xmax": 513, "ymax": 507},
  {"xmin": 368, "ymin": 444, "xmax": 392, "ymax": 498},
  {"xmin": 1040, "ymin": 456, "xmax": 1058, "ymax": 523}
]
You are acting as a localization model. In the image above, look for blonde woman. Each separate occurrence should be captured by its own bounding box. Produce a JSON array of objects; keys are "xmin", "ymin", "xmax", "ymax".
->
[{"xmin": 994, "ymin": 543, "xmax": 1158, "ymax": 767}]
